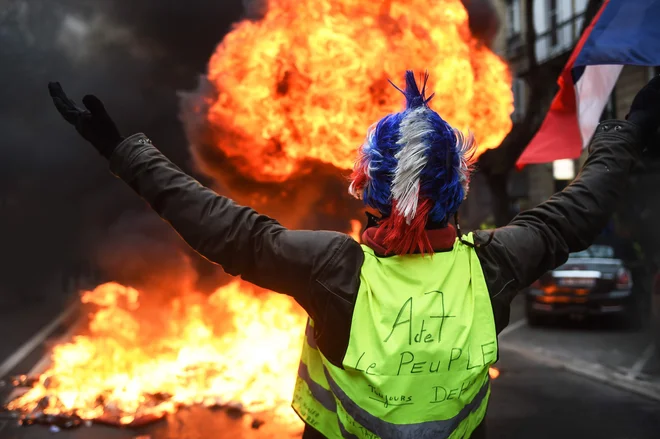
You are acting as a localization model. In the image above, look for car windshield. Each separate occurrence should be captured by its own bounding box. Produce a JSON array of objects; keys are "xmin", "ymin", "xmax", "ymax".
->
[{"xmin": 571, "ymin": 245, "xmax": 615, "ymax": 259}]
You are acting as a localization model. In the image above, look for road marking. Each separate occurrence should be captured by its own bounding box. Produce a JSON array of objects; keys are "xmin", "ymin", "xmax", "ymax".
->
[
  {"xmin": 26, "ymin": 312, "xmax": 86, "ymax": 377},
  {"xmin": 625, "ymin": 343, "xmax": 656, "ymax": 380},
  {"xmin": 499, "ymin": 318, "xmax": 527, "ymax": 337},
  {"xmin": 4, "ymin": 307, "xmax": 86, "ymax": 405},
  {"xmin": 0, "ymin": 303, "xmax": 78, "ymax": 379}
]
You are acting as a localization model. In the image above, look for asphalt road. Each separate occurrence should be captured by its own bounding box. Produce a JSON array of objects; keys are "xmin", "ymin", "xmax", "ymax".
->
[
  {"xmin": 488, "ymin": 348, "xmax": 660, "ymax": 439},
  {"xmin": 1, "ymin": 294, "xmax": 659, "ymax": 439},
  {"xmin": 500, "ymin": 295, "xmax": 660, "ymax": 397}
]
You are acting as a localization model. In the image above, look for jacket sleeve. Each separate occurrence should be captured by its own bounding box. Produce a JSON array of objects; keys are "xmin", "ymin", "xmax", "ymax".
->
[
  {"xmin": 108, "ymin": 133, "xmax": 362, "ymax": 320},
  {"xmin": 475, "ymin": 120, "xmax": 642, "ymax": 332}
]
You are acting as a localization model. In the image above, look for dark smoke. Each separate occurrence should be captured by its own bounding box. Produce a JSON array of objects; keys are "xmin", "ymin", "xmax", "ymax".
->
[
  {"xmin": 0, "ymin": 0, "xmax": 247, "ymax": 303},
  {"xmin": 461, "ymin": 0, "xmax": 501, "ymax": 47}
]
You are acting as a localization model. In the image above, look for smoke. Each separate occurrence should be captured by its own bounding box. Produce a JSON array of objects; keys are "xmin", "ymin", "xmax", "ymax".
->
[
  {"xmin": 0, "ymin": 0, "xmax": 247, "ymax": 303},
  {"xmin": 94, "ymin": 212, "xmax": 199, "ymax": 299},
  {"xmin": 461, "ymin": 0, "xmax": 501, "ymax": 47}
]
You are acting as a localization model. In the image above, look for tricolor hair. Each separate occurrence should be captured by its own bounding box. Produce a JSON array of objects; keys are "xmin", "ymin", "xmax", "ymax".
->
[{"xmin": 349, "ymin": 71, "xmax": 477, "ymax": 255}]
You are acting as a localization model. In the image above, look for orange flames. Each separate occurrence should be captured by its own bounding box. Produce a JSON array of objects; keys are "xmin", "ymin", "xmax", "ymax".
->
[
  {"xmin": 206, "ymin": 0, "xmax": 513, "ymax": 182},
  {"xmin": 8, "ymin": 281, "xmax": 306, "ymax": 427},
  {"xmin": 349, "ymin": 219, "xmax": 362, "ymax": 242}
]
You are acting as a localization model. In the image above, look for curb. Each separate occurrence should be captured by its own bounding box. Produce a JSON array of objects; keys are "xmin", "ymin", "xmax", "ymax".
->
[
  {"xmin": 0, "ymin": 302, "xmax": 79, "ymax": 380},
  {"xmin": 3, "ymin": 309, "xmax": 86, "ymax": 405},
  {"xmin": 499, "ymin": 341, "xmax": 660, "ymax": 402}
]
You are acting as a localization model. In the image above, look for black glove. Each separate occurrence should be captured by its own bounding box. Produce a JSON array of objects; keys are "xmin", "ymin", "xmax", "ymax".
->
[
  {"xmin": 48, "ymin": 82, "xmax": 123, "ymax": 158},
  {"xmin": 627, "ymin": 75, "xmax": 660, "ymax": 139}
]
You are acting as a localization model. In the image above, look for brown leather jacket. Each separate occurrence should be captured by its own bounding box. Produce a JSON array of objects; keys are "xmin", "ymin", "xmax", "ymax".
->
[{"xmin": 109, "ymin": 120, "xmax": 641, "ymax": 436}]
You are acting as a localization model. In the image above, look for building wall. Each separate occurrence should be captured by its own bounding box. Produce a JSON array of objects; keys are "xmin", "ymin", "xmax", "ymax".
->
[
  {"xmin": 615, "ymin": 66, "xmax": 652, "ymax": 118},
  {"xmin": 492, "ymin": 0, "xmax": 509, "ymax": 56},
  {"xmin": 540, "ymin": 69, "xmax": 649, "ymax": 202},
  {"xmin": 525, "ymin": 163, "xmax": 554, "ymax": 206},
  {"xmin": 496, "ymin": 1, "xmax": 654, "ymax": 208},
  {"xmin": 533, "ymin": 0, "xmax": 588, "ymax": 64}
]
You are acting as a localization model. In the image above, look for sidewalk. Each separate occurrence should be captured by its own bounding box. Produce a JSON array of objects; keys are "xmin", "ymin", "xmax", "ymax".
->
[{"xmin": 487, "ymin": 349, "xmax": 660, "ymax": 439}]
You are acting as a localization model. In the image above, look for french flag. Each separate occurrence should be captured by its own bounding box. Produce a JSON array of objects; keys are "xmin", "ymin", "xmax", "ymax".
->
[{"xmin": 517, "ymin": 0, "xmax": 660, "ymax": 167}]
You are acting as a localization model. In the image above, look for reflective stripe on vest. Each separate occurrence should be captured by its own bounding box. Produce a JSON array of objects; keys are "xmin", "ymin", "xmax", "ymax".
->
[
  {"xmin": 298, "ymin": 362, "xmax": 336, "ymax": 412},
  {"xmin": 292, "ymin": 233, "xmax": 497, "ymax": 439},
  {"xmin": 296, "ymin": 359, "xmax": 491, "ymax": 439},
  {"xmin": 293, "ymin": 322, "xmax": 343, "ymax": 438}
]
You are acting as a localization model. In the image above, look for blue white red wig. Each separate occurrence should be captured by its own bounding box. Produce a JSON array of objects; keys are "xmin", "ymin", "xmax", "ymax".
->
[{"xmin": 349, "ymin": 71, "xmax": 477, "ymax": 255}]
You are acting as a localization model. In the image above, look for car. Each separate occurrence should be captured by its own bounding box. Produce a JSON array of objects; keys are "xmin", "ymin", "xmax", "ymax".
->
[{"xmin": 525, "ymin": 244, "xmax": 638, "ymax": 327}]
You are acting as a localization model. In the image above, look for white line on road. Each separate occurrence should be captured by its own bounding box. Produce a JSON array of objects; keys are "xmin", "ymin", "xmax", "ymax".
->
[
  {"xmin": 4, "ymin": 304, "xmax": 86, "ymax": 405},
  {"xmin": 625, "ymin": 343, "xmax": 656, "ymax": 380},
  {"xmin": 499, "ymin": 318, "xmax": 527, "ymax": 337},
  {"xmin": 0, "ymin": 303, "xmax": 78, "ymax": 379}
]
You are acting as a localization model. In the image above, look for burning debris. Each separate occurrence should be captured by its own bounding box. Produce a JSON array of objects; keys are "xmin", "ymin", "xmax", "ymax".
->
[
  {"xmin": 3, "ymin": 378, "xmax": 270, "ymax": 431},
  {"xmin": 5, "ymin": 281, "xmax": 306, "ymax": 430},
  {"xmin": 8, "ymin": 375, "xmax": 38, "ymax": 389}
]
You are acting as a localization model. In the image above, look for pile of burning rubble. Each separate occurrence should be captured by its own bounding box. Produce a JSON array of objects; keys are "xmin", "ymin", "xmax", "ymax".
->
[
  {"xmin": 2, "ymin": 370, "xmax": 265, "ymax": 433},
  {"xmin": 3, "ymin": 281, "xmax": 306, "ymax": 431}
]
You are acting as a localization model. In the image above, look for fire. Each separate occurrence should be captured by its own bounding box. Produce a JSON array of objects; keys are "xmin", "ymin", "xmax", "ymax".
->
[
  {"xmin": 349, "ymin": 219, "xmax": 362, "ymax": 242},
  {"xmin": 206, "ymin": 0, "xmax": 513, "ymax": 183},
  {"xmin": 7, "ymin": 281, "xmax": 306, "ymax": 427}
]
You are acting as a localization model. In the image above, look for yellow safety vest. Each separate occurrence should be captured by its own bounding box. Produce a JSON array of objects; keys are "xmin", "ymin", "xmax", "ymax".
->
[{"xmin": 292, "ymin": 233, "xmax": 498, "ymax": 439}]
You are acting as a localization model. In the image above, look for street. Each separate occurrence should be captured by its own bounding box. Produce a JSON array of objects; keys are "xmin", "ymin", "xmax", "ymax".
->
[
  {"xmin": 501, "ymin": 295, "xmax": 660, "ymax": 400},
  {"xmin": 488, "ymin": 348, "xmax": 660, "ymax": 439},
  {"xmin": 1, "ymin": 295, "xmax": 659, "ymax": 439}
]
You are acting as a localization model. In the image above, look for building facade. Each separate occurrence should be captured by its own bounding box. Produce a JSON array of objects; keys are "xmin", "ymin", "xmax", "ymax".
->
[{"xmin": 493, "ymin": 0, "xmax": 656, "ymax": 206}]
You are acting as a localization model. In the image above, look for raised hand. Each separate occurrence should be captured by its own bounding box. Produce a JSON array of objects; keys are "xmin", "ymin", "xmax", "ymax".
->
[{"xmin": 48, "ymin": 82, "xmax": 123, "ymax": 158}]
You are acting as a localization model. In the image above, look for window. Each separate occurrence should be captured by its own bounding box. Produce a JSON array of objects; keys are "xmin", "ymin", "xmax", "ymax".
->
[
  {"xmin": 505, "ymin": 0, "xmax": 524, "ymax": 59},
  {"xmin": 506, "ymin": 0, "xmax": 522, "ymax": 38},
  {"xmin": 512, "ymin": 77, "xmax": 526, "ymax": 122},
  {"xmin": 535, "ymin": 0, "xmax": 587, "ymax": 63},
  {"xmin": 574, "ymin": 0, "xmax": 589, "ymax": 14},
  {"xmin": 548, "ymin": 0, "xmax": 559, "ymax": 47}
]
